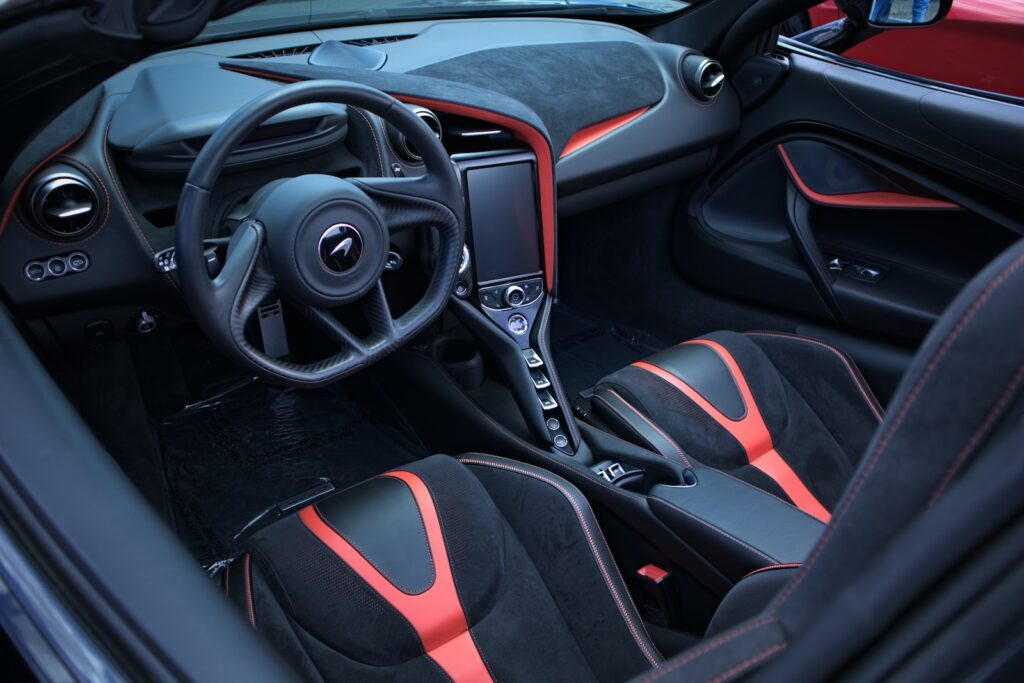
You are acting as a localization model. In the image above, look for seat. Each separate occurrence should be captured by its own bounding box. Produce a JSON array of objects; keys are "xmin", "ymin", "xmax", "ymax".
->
[
  {"xmin": 588, "ymin": 330, "xmax": 885, "ymax": 522},
  {"xmin": 227, "ymin": 238, "xmax": 1024, "ymax": 682},
  {"xmin": 225, "ymin": 453, "xmax": 664, "ymax": 682}
]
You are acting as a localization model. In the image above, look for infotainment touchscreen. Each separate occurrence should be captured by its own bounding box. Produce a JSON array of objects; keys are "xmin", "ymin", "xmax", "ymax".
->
[{"xmin": 465, "ymin": 161, "xmax": 542, "ymax": 284}]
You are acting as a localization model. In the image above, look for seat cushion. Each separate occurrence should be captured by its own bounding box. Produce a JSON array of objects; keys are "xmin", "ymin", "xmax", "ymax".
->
[
  {"xmin": 229, "ymin": 454, "xmax": 662, "ymax": 682},
  {"xmin": 595, "ymin": 331, "xmax": 884, "ymax": 520}
]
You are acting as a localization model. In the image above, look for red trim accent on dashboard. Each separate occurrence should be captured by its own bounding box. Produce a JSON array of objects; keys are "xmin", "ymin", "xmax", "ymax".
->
[
  {"xmin": 220, "ymin": 64, "xmax": 557, "ymax": 291},
  {"xmin": 396, "ymin": 96, "xmax": 556, "ymax": 291},
  {"xmin": 0, "ymin": 135, "xmax": 86, "ymax": 239},
  {"xmin": 299, "ymin": 471, "xmax": 492, "ymax": 682},
  {"xmin": 560, "ymin": 107, "xmax": 649, "ymax": 159},
  {"xmin": 776, "ymin": 144, "xmax": 959, "ymax": 211},
  {"xmin": 633, "ymin": 339, "xmax": 831, "ymax": 524}
]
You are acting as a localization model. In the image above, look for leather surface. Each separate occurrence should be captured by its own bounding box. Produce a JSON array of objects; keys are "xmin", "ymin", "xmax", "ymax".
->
[
  {"xmin": 642, "ymin": 343, "xmax": 746, "ymax": 420},
  {"xmin": 649, "ymin": 467, "xmax": 824, "ymax": 579},
  {"xmin": 316, "ymin": 476, "xmax": 435, "ymax": 594}
]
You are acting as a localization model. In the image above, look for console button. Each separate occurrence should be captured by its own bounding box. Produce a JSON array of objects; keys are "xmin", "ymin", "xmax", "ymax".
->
[
  {"xmin": 523, "ymin": 278, "xmax": 543, "ymax": 303},
  {"xmin": 546, "ymin": 417, "xmax": 561, "ymax": 431},
  {"xmin": 522, "ymin": 348, "xmax": 543, "ymax": 368},
  {"xmin": 25, "ymin": 263, "xmax": 46, "ymax": 281},
  {"xmin": 68, "ymin": 252, "xmax": 89, "ymax": 271},
  {"xmin": 504, "ymin": 285, "xmax": 526, "ymax": 307},
  {"xmin": 538, "ymin": 390, "xmax": 558, "ymax": 411},
  {"xmin": 530, "ymin": 370, "xmax": 551, "ymax": 389},
  {"xmin": 48, "ymin": 258, "xmax": 66, "ymax": 276},
  {"xmin": 553, "ymin": 434, "xmax": 569, "ymax": 449},
  {"xmin": 508, "ymin": 313, "xmax": 529, "ymax": 336},
  {"xmin": 479, "ymin": 287, "xmax": 501, "ymax": 309}
]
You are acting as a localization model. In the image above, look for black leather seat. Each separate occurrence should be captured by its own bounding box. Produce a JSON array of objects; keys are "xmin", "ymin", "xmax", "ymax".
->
[
  {"xmin": 227, "ymin": 238, "xmax": 1024, "ymax": 681},
  {"xmin": 588, "ymin": 330, "xmax": 885, "ymax": 522}
]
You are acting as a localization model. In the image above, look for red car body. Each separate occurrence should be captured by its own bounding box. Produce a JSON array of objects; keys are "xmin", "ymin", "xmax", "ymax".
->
[{"xmin": 808, "ymin": 0, "xmax": 1024, "ymax": 98}]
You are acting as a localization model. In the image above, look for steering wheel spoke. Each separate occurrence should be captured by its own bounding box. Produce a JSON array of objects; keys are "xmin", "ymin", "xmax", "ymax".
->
[
  {"xmin": 299, "ymin": 305, "xmax": 370, "ymax": 357},
  {"xmin": 362, "ymin": 280, "xmax": 396, "ymax": 338},
  {"xmin": 352, "ymin": 174, "xmax": 461, "ymax": 234}
]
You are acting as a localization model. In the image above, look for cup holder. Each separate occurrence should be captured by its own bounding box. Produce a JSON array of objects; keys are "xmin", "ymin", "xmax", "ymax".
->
[{"xmin": 433, "ymin": 337, "xmax": 485, "ymax": 390}]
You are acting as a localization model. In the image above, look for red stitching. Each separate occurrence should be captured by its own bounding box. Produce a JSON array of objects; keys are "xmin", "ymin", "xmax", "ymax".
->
[
  {"xmin": 929, "ymin": 362, "xmax": 1024, "ymax": 505},
  {"xmin": 349, "ymin": 107, "xmax": 384, "ymax": 175},
  {"xmin": 633, "ymin": 616, "xmax": 779, "ymax": 683},
  {"xmin": 603, "ymin": 389, "xmax": 694, "ymax": 468},
  {"xmin": 772, "ymin": 248, "xmax": 1024, "ymax": 611},
  {"xmin": 102, "ymin": 123, "xmax": 181, "ymax": 293},
  {"xmin": 244, "ymin": 553, "xmax": 257, "ymax": 629},
  {"xmin": 744, "ymin": 331, "xmax": 884, "ymax": 423},
  {"xmin": 458, "ymin": 457, "xmax": 662, "ymax": 668},
  {"xmin": 703, "ymin": 642, "xmax": 787, "ymax": 683},
  {"xmin": 742, "ymin": 563, "xmax": 802, "ymax": 580}
]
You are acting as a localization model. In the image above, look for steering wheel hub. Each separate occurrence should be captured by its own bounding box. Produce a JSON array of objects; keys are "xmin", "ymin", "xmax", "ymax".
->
[
  {"xmin": 318, "ymin": 223, "xmax": 363, "ymax": 274},
  {"xmin": 257, "ymin": 174, "xmax": 388, "ymax": 308}
]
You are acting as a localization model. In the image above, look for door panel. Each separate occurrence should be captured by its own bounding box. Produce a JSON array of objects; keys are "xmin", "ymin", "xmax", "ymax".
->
[{"xmin": 678, "ymin": 42, "xmax": 1024, "ymax": 344}]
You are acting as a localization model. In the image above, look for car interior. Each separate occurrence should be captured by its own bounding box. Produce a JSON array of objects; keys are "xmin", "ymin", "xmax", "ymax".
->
[{"xmin": 0, "ymin": 0, "xmax": 1023, "ymax": 680}]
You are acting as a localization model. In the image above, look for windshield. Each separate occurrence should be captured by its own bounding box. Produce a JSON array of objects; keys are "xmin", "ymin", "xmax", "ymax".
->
[{"xmin": 199, "ymin": 0, "xmax": 690, "ymax": 41}]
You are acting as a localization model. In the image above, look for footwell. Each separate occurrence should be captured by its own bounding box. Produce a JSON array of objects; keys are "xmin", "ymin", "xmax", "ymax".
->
[{"xmin": 159, "ymin": 379, "xmax": 426, "ymax": 564}]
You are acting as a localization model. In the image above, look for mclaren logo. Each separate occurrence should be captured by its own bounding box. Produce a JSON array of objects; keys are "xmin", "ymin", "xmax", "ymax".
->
[{"xmin": 318, "ymin": 223, "xmax": 363, "ymax": 274}]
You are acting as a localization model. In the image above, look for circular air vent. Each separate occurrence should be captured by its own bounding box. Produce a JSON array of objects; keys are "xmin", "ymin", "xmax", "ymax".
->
[
  {"xmin": 389, "ymin": 107, "xmax": 443, "ymax": 162},
  {"xmin": 681, "ymin": 54, "xmax": 726, "ymax": 102},
  {"xmin": 29, "ymin": 168, "xmax": 99, "ymax": 238}
]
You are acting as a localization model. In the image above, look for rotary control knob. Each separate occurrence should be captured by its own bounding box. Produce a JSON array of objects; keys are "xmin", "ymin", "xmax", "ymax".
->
[{"xmin": 504, "ymin": 285, "xmax": 526, "ymax": 307}]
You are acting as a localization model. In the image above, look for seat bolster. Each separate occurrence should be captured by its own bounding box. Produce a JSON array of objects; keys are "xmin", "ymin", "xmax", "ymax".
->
[
  {"xmin": 459, "ymin": 454, "xmax": 664, "ymax": 678},
  {"xmin": 704, "ymin": 565, "xmax": 801, "ymax": 637}
]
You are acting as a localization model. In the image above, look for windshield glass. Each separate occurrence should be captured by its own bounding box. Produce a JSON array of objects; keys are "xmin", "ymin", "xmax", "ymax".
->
[{"xmin": 199, "ymin": 0, "xmax": 689, "ymax": 41}]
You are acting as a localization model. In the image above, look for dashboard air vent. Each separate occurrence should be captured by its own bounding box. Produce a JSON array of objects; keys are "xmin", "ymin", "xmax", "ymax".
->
[
  {"xmin": 343, "ymin": 34, "xmax": 415, "ymax": 47},
  {"xmin": 388, "ymin": 107, "xmax": 443, "ymax": 162},
  {"xmin": 30, "ymin": 169, "xmax": 99, "ymax": 238},
  {"xmin": 680, "ymin": 54, "xmax": 726, "ymax": 102},
  {"xmin": 234, "ymin": 44, "xmax": 317, "ymax": 59}
]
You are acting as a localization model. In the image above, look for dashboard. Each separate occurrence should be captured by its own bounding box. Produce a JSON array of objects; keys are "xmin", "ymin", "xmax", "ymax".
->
[{"xmin": 0, "ymin": 16, "xmax": 739, "ymax": 350}]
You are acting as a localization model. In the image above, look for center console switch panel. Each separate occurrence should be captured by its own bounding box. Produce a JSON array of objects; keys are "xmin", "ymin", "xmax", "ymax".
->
[{"xmin": 648, "ymin": 468, "xmax": 825, "ymax": 580}]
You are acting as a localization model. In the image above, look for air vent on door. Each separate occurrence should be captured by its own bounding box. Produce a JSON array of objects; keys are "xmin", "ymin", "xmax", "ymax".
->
[
  {"xmin": 29, "ymin": 168, "xmax": 100, "ymax": 238},
  {"xmin": 680, "ymin": 54, "xmax": 726, "ymax": 102}
]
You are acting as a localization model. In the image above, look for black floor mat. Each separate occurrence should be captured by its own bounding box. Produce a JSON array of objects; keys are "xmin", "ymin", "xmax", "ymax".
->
[
  {"xmin": 159, "ymin": 379, "xmax": 426, "ymax": 564},
  {"xmin": 550, "ymin": 304, "xmax": 666, "ymax": 398}
]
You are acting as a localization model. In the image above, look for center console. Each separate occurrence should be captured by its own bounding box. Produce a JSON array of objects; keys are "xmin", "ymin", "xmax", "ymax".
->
[{"xmin": 448, "ymin": 150, "xmax": 576, "ymax": 455}]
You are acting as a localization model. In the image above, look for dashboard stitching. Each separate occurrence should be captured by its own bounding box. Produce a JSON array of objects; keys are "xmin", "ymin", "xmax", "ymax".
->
[
  {"xmin": 378, "ymin": 113, "xmax": 424, "ymax": 169},
  {"xmin": 102, "ymin": 123, "xmax": 180, "ymax": 293},
  {"xmin": 349, "ymin": 107, "xmax": 385, "ymax": 175},
  {"xmin": 13, "ymin": 156, "xmax": 111, "ymax": 246}
]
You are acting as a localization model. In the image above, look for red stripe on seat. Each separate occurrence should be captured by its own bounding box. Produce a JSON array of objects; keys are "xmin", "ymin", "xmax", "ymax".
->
[
  {"xmin": 633, "ymin": 340, "xmax": 831, "ymax": 523},
  {"xmin": 299, "ymin": 471, "xmax": 492, "ymax": 681}
]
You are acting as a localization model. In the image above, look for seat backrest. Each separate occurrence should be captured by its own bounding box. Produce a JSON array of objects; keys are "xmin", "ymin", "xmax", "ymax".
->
[{"xmin": 644, "ymin": 237, "xmax": 1024, "ymax": 682}]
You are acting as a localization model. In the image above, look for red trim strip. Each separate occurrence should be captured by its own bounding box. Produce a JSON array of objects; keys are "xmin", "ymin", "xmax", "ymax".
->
[
  {"xmin": 633, "ymin": 340, "xmax": 831, "ymax": 523},
  {"xmin": 560, "ymin": 107, "xmax": 649, "ymax": 159},
  {"xmin": 395, "ymin": 96, "xmax": 556, "ymax": 291},
  {"xmin": 220, "ymin": 65, "xmax": 556, "ymax": 291},
  {"xmin": 299, "ymin": 472, "xmax": 492, "ymax": 681},
  {"xmin": 0, "ymin": 135, "xmax": 87, "ymax": 239},
  {"xmin": 776, "ymin": 144, "xmax": 959, "ymax": 211}
]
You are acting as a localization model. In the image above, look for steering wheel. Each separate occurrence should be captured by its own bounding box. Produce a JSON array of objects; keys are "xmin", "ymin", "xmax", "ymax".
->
[{"xmin": 176, "ymin": 80, "xmax": 464, "ymax": 387}]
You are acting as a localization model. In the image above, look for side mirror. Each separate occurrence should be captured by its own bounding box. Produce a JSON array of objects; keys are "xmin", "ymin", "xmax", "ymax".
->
[{"xmin": 866, "ymin": 0, "xmax": 953, "ymax": 27}]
